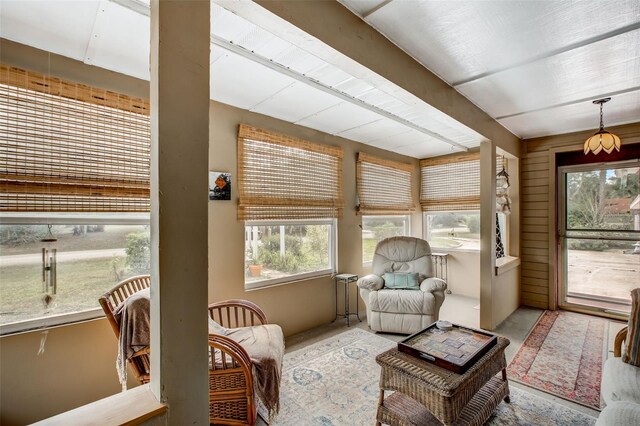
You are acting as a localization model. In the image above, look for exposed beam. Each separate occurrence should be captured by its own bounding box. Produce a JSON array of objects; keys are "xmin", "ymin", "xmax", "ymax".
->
[
  {"xmin": 496, "ymin": 86, "xmax": 640, "ymax": 120},
  {"xmin": 113, "ymin": 0, "xmax": 468, "ymax": 151},
  {"xmin": 362, "ymin": 0, "xmax": 395, "ymax": 20},
  {"xmin": 211, "ymin": 35, "xmax": 468, "ymax": 151},
  {"xmin": 453, "ymin": 22, "xmax": 640, "ymax": 88}
]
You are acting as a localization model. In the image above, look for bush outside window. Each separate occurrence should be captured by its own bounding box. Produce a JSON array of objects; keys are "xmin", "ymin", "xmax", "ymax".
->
[
  {"xmin": 0, "ymin": 219, "xmax": 150, "ymax": 334},
  {"xmin": 244, "ymin": 220, "xmax": 335, "ymax": 289},
  {"xmin": 362, "ymin": 215, "xmax": 410, "ymax": 264}
]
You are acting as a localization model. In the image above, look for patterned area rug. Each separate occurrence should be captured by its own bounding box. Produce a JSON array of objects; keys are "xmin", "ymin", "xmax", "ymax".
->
[
  {"xmin": 264, "ymin": 328, "xmax": 596, "ymax": 425},
  {"xmin": 507, "ymin": 310, "xmax": 607, "ymax": 410}
]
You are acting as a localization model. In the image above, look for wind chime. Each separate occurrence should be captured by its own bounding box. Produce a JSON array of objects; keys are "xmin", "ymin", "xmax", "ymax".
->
[
  {"xmin": 41, "ymin": 224, "xmax": 57, "ymax": 307},
  {"xmin": 496, "ymin": 159, "xmax": 511, "ymax": 259}
]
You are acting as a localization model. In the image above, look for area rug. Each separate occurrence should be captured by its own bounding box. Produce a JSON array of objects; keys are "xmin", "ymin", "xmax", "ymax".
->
[
  {"xmin": 507, "ymin": 310, "xmax": 607, "ymax": 410},
  {"xmin": 263, "ymin": 327, "xmax": 596, "ymax": 425}
]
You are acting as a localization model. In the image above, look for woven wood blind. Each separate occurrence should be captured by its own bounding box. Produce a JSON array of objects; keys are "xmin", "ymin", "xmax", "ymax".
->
[
  {"xmin": 420, "ymin": 152, "xmax": 481, "ymax": 212},
  {"xmin": 237, "ymin": 124, "xmax": 344, "ymax": 220},
  {"xmin": 356, "ymin": 152, "xmax": 414, "ymax": 215},
  {"xmin": 0, "ymin": 65, "xmax": 150, "ymax": 212}
]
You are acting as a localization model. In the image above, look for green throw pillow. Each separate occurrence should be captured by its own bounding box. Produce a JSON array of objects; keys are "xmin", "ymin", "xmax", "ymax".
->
[{"xmin": 383, "ymin": 272, "xmax": 420, "ymax": 290}]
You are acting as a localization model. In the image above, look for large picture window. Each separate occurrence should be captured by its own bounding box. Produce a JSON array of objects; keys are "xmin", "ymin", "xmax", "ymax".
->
[
  {"xmin": 0, "ymin": 65, "xmax": 151, "ymax": 334},
  {"xmin": 0, "ymin": 217, "xmax": 149, "ymax": 334},
  {"xmin": 237, "ymin": 125, "xmax": 342, "ymax": 288},
  {"xmin": 244, "ymin": 220, "xmax": 335, "ymax": 289}
]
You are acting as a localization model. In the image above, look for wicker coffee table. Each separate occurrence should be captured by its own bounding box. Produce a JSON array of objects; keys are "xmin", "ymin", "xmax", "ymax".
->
[{"xmin": 375, "ymin": 336, "xmax": 510, "ymax": 425}]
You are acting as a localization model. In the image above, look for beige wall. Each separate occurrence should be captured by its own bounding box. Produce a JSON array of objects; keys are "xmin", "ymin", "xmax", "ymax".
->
[
  {"xmin": 0, "ymin": 319, "xmax": 141, "ymax": 425},
  {"xmin": 520, "ymin": 123, "xmax": 640, "ymax": 310},
  {"xmin": 207, "ymin": 101, "xmax": 422, "ymax": 337}
]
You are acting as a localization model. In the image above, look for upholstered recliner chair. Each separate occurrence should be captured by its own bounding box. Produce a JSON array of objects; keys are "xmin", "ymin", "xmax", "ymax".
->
[{"xmin": 357, "ymin": 236, "xmax": 447, "ymax": 334}]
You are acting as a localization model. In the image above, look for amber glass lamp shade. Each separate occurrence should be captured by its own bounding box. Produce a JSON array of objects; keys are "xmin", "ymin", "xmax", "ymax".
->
[{"xmin": 584, "ymin": 130, "xmax": 621, "ymax": 155}]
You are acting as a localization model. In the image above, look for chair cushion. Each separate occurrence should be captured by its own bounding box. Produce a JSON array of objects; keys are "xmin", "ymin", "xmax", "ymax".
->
[
  {"xmin": 623, "ymin": 288, "xmax": 640, "ymax": 366},
  {"xmin": 369, "ymin": 289, "xmax": 433, "ymax": 315},
  {"xmin": 601, "ymin": 357, "xmax": 640, "ymax": 405},
  {"xmin": 383, "ymin": 272, "xmax": 420, "ymax": 290}
]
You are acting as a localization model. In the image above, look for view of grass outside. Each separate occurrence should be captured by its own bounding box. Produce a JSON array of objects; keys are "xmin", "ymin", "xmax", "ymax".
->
[
  {"xmin": 245, "ymin": 223, "xmax": 332, "ymax": 285},
  {"xmin": 424, "ymin": 211, "xmax": 480, "ymax": 250},
  {"xmin": 362, "ymin": 216, "xmax": 409, "ymax": 263},
  {"xmin": 0, "ymin": 224, "xmax": 150, "ymax": 325}
]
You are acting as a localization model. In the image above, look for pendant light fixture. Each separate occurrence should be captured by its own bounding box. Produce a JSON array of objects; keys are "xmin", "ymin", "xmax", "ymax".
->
[{"xmin": 584, "ymin": 98, "xmax": 621, "ymax": 155}]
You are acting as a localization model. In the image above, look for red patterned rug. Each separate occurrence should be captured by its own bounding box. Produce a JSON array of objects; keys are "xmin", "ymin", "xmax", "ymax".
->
[{"xmin": 507, "ymin": 310, "xmax": 607, "ymax": 410}]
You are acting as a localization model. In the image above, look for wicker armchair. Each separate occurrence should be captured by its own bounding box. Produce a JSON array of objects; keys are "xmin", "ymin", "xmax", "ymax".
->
[
  {"xmin": 207, "ymin": 299, "xmax": 268, "ymax": 426},
  {"xmin": 98, "ymin": 275, "xmax": 151, "ymax": 385}
]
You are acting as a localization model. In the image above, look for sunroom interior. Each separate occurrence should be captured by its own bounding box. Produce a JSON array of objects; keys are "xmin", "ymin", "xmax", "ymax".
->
[{"xmin": 0, "ymin": 1, "xmax": 639, "ymax": 425}]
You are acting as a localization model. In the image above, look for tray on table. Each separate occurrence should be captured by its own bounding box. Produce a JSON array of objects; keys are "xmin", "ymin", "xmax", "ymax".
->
[{"xmin": 398, "ymin": 322, "xmax": 497, "ymax": 374}]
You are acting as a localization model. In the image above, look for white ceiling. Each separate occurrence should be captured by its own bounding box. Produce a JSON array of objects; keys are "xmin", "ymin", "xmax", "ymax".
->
[
  {"xmin": 340, "ymin": 0, "xmax": 640, "ymax": 139},
  {"xmin": 0, "ymin": 0, "xmax": 491, "ymax": 159}
]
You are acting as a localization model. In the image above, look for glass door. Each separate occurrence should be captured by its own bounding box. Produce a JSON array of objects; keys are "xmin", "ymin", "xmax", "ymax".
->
[{"xmin": 558, "ymin": 161, "xmax": 640, "ymax": 315}]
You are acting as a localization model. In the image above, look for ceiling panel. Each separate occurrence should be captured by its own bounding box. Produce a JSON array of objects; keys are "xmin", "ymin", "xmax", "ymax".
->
[
  {"xmin": 457, "ymin": 30, "xmax": 640, "ymax": 118},
  {"xmin": 347, "ymin": 0, "xmax": 640, "ymax": 84},
  {"xmin": 250, "ymin": 82, "xmax": 342, "ymax": 122},
  {"xmin": 393, "ymin": 143, "xmax": 455, "ymax": 159},
  {"xmin": 337, "ymin": 118, "xmax": 412, "ymax": 142},
  {"xmin": 210, "ymin": 52, "xmax": 293, "ymax": 110},
  {"xmin": 84, "ymin": 1, "xmax": 150, "ymax": 80},
  {"xmin": 296, "ymin": 102, "xmax": 383, "ymax": 134},
  {"xmin": 0, "ymin": 0, "xmax": 99, "ymax": 61},
  {"xmin": 499, "ymin": 89, "xmax": 640, "ymax": 139}
]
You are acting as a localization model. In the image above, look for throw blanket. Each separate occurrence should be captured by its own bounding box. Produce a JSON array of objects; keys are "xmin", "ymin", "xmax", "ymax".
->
[
  {"xmin": 115, "ymin": 288, "xmax": 150, "ymax": 389},
  {"xmin": 220, "ymin": 324, "xmax": 285, "ymax": 421}
]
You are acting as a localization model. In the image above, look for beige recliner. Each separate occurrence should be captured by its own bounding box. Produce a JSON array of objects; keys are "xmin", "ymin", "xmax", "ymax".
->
[{"xmin": 357, "ymin": 236, "xmax": 447, "ymax": 334}]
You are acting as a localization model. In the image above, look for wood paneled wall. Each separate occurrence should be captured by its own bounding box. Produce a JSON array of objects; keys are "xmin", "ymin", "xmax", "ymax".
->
[{"xmin": 520, "ymin": 123, "xmax": 640, "ymax": 310}]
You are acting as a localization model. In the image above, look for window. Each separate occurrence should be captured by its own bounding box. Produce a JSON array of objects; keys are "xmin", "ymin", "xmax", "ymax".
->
[
  {"xmin": 0, "ymin": 217, "xmax": 150, "ymax": 334},
  {"xmin": 0, "ymin": 65, "xmax": 151, "ymax": 333},
  {"xmin": 244, "ymin": 220, "xmax": 335, "ymax": 289},
  {"xmin": 237, "ymin": 125, "xmax": 342, "ymax": 288},
  {"xmin": 362, "ymin": 215, "xmax": 410, "ymax": 263},
  {"xmin": 424, "ymin": 211, "xmax": 480, "ymax": 250}
]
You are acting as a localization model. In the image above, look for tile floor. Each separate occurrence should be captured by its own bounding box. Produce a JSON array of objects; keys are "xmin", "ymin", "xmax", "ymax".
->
[{"xmin": 259, "ymin": 295, "xmax": 625, "ymax": 424}]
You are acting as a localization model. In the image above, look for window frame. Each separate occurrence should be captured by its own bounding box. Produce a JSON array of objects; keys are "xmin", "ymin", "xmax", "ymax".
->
[
  {"xmin": 0, "ymin": 212, "xmax": 150, "ymax": 335},
  {"xmin": 243, "ymin": 218, "xmax": 337, "ymax": 290},
  {"xmin": 361, "ymin": 214, "xmax": 411, "ymax": 266}
]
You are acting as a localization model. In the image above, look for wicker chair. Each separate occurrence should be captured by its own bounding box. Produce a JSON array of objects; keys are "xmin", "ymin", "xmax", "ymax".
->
[
  {"xmin": 98, "ymin": 275, "xmax": 151, "ymax": 385},
  {"xmin": 207, "ymin": 299, "xmax": 268, "ymax": 426}
]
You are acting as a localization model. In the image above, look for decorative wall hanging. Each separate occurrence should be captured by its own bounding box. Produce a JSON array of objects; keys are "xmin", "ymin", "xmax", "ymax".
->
[
  {"xmin": 496, "ymin": 158, "xmax": 511, "ymax": 259},
  {"xmin": 209, "ymin": 172, "xmax": 231, "ymax": 200}
]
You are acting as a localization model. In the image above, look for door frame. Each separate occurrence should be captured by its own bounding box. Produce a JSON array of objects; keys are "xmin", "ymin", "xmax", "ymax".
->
[{"xmin": 556, "ymin": 159, "xmax": 638, "ymax": 320}]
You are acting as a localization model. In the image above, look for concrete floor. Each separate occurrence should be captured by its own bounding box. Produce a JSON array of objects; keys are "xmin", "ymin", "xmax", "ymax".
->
[{"xmin": 259, "ymin": 296, "xmax": 622, "ymax": 424}]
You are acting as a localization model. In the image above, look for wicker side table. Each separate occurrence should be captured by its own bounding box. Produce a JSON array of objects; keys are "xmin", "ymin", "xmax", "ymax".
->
[{"xmin": 375, "ymin": 337, "xmax": 510, "ymax": 426}]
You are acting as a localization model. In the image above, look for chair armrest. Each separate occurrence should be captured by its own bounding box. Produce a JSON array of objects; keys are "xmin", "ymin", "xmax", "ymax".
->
[
  {"xmin": 357, "ymin": 274, "xmax": 384, "ymax": 291},
  {"xmin": 614, "ymin": 327, "xmax": 628, "ymax": 358},
  {"xmin": 420, "ymin": 277, "xmax": 447, "ymax": 293}
]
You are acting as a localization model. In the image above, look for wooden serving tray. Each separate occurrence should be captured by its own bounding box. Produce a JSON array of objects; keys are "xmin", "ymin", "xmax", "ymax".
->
[{"xmin": 398, "ymin": 322, "xmax": 497, "ymax": 374}]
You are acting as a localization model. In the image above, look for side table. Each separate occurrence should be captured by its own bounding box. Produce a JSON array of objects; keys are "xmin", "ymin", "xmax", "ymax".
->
[
  {"xmin": 333, "ymin": 273, "xmax": 361, "ymax": 327},
  {"xmin": 376, "ymin": 336, "xmax": 510, "ymax": 425}
]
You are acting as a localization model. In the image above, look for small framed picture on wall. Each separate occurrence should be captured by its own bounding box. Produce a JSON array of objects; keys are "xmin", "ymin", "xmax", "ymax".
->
[{"xmin": 209, "ymin": 172, "xmax": 231, "ymax": 200}]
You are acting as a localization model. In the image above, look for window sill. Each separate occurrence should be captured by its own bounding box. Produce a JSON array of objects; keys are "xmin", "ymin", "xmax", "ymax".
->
[
  {"xmin": 428, "ymin": 247, "xmax": 480, "ymax": 254},
  {"xmin": 32, "ymin": 384, "xmax": 166, "ymax": 426},
  {"xmin": 0, "ymin": 308, "xmax": 103, "ymax": 336},
  {"xmin": 245, "ymin": 271, "xmax": 334, "ymax": 291},
  {"xmin": 495, "ymin": 256, "xmax": 520, "ymax": 276}
]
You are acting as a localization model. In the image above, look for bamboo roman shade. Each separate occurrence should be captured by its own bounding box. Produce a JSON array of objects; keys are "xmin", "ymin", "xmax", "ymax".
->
[
  {"xmin": 420, "ymin": 152, "xmax": 481, "ymax": 212},
  {"xmin": 237, "ymin": 124, "xmax": 344, "ymax": 220},
  {"xmin": 356, "ymin": 152, "xmax": 414, "ymax": 215},
  {"xmin": 0, "ymin": 64, "xmax": 150, "ymax": 212}
]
